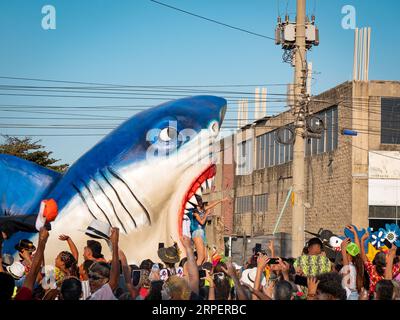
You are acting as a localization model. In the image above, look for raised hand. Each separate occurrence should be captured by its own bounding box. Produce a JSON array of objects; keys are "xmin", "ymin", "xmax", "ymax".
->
[
  {"xmin": 221, "ymin": 262, "xmax": 236, "ymax": 278},
  {"xmin": 346, "ymin": 225, "xmax": 356, "ymax": 234},
  {"xmin": 340, "ymin": 238, "xmax": 351, "ymax": 252},
  {"xmin": 110, "ymin": 227, "xmax": 119, "ymax": 245},
  {"xmin": 256, "ymin": 254, "xmax": 269, "ymax": 270},
  {"xmin": 307, "ymin": 276, "xmax": 319, "ymax": 296},
  {"xmin": 361, "ymin": 231, "xmax": 369, "ymax": 242},
  {"xmin": 58, "ymin": 234, "xmax": 70, "ymax": 241}
]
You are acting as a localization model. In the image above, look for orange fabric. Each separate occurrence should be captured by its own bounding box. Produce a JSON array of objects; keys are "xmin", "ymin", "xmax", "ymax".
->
[{"xmin": 43, "ymin": 199, "xmax": 58, "ymax": 222}]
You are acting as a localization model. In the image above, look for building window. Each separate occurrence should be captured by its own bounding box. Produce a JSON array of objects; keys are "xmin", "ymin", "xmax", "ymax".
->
[
  {"xmin": 332, "ymin": 108, "xmax": 338, "ymax": 149},
  {"xmin": 255, "ymin": 194, "xmax": 268, "ymax": 212},
  {"xmin": 236, "ymin": 196, "xmax": 253, "ymax": 214},
  {"xmin": 381, "ymin": 97, "xmax": 400, "ymax": 144},
  {"xmin": 305, "ymin": 106, "xmax": 338, "ymax": 156},
  {"xmin": 269, "ymin": 133, "xmax": 274, "ymax": 167},
  {"xmin": 236, "ymin": 139, "xmax": 253, "ymax": 175},
  {"xmin": 369, "ymin": 206, "xmax": 400, "ymax": 230},
  {"xmin": 326, "ymin": 109, "xmax": 333, "ymax": 152}
]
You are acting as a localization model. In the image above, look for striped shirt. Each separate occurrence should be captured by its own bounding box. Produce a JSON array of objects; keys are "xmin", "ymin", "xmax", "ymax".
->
[{"xmin": 294, "ymin": 255, "xmax": 332, "ymax": 276}]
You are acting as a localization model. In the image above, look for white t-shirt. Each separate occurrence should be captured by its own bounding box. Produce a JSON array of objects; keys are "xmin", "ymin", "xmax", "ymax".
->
[
  {"xmin": 340, "ymin": 263, "xmax": 357, "ymax": 291},
  {"xmin": 81, "ymin": 280, "xmax": 91, "ymax": 300},
  {"xmin": 182, "ymin": 214, "xmax": 191, "ymax": 238},
  {"xmin": 88, "ymin": 283, "xmax": 117, "ymax": 300}
]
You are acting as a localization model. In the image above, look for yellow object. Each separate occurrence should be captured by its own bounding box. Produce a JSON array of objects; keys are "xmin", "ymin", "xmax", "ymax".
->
[
  {"xmin": 366, "ymin": 243, "xmax": 388, "ymax": 261},
  {"xmin": 291, "ymin": 192, "xmax": 295, "ymax": 207},
  {"xmin": 264, "ymin": 266, "xmax": 270, "ymax": 280},
  {"xmin": 12, "ymin": 286, "xmax": 17, "ymax": 299},
  {"xmin": 204, "ymin": 279, "xmax": 210, "ymax": 287}
]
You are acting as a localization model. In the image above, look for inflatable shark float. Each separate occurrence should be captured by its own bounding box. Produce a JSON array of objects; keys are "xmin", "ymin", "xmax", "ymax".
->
[{"xmin": 0, "ymin": 95, "xmax": 227, "ymax": 264}]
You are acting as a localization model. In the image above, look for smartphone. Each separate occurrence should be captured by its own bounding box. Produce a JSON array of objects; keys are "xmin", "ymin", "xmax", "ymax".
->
[
  {"xmin": 267, "ymin": 258, "xmax": 279, "ymax": 265},
  {"xmin": 294, "ymin": 275, "xmax": 308, "ymax": 287},
  {"xmin": 254, "ymin": 243, "xmax": 262, "ymax": 254},
  {"xmin": 199, "ymin": 269, "xmax": 207, "ymax": 278},
  {"xmin": 158, "ymin": 242, "xmax": 165, "ymax": 249},
  {"xmin": 131, "ymin": 270, "xmax": 141, "ymax": 287}
]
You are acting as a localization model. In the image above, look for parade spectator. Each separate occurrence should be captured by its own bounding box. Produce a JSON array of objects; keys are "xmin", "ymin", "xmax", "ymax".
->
[
  {"xmin": 87, "ymin": 228, "xmax": 120, "ymax": 300},
  {"xmin": 339, "ymin": 236, "xmax": 364, "ymax": 300},
  {"xmin": 307, "ymin": 272, "xmax": 347, "ymax": 300},
  {"xmin": 60, "ymin": 277, "xmax": 83, "ymax": 300},
  {"xmin": 359, "ymin": 231, "xmax": 400, "ymax": 296},
  {"xmin": 294, "ymin": 238, "xmax": 332, "ymax": 276},
  {"xmin": 375, "ymin": 280, "xmax": 395, "ymax": 300},
  {"xmin": 84, "ymin": 240, "xmax": 106, "ymax": 262}
]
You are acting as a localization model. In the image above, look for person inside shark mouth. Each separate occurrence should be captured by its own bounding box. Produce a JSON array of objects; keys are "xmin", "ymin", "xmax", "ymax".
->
[{"xmin": 186, "ymin": 194, "xmax": 229, "ymax": 266}]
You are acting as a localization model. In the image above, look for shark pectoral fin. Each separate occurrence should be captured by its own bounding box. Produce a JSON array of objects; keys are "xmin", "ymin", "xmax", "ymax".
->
[{"xmin": 0, "ymin": 154, "xmax": 62, "ymax": 217}]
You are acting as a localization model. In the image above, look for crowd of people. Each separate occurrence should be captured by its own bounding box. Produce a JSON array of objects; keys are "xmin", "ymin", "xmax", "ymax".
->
[{"xmin": 1, "ymin": 220, "xmax": 399, "ymax": 300}]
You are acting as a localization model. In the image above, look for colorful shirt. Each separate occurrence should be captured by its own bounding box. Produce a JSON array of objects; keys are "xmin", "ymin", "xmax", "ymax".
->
[
  {"xmin": 364, "ymin": 261, "xmax": 400, "ymax": 294},
  {"xmin": 293, "ymin": 255, "xmax": 332, "ymax": 276}
]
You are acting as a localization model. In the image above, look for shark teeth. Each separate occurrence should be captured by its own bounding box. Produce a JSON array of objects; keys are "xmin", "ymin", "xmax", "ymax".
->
[
  {"xmin": 201, "ymin": 181, "xmax": 207, "ymax": 192},
  {"xmin": 185, "ymin": 202, "xmax": 195, "ymax": 210},
  {"xmin": 189, "ymin": 195, "xmax": 198, "ymax": 205}
]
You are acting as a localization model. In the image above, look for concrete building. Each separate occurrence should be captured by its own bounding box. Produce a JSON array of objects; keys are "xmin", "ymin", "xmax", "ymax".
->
[{"xmin": 204, "ymin": 80, "xmax": 400, "ymax": 264}]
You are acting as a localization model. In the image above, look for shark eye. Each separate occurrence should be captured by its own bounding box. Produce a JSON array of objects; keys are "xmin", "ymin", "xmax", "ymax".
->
[
  {"xmin": 159, "ymin": 127, "xmax": 177, "ymax": 142},
  {"xmin": 209, "ymin": 121, "xmax": 219, "ymax": 136}
]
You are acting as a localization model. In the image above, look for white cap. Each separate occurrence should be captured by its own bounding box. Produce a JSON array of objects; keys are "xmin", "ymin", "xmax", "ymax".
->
[
  {"xmin": 79, "ymin": 219, "xmax": 111, "ymax": 241},
  {"xmin": 6, "ymin": 261, "xmax": 25, "ymax": 280},
  {"xmin": 240, "ymin": 267, "xmax": 267, "ymax": 288}
]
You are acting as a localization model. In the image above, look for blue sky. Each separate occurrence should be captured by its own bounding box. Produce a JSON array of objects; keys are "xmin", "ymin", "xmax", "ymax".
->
[{"xmin": 0, "ymin": 0, "xmax": 399, "ymax": 165}]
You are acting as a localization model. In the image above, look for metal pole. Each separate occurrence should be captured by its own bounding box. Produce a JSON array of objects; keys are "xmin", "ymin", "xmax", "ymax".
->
[
  {"xmin": 273, "ymin": 186, "xmax": 293, "ymax": 235},
  {"xmin": 291, "ymin": 0, "xmax": 307, "ymax": 257}
]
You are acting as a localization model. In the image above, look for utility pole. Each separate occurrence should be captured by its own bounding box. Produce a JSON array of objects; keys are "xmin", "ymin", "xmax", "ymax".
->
[
  {"xmin": 275, "ymin": 0, "xmax": 319, "ymax": 257},
  {"xmin": 291, "ymin": 0, "xmax": 307, "ymax": 257}
]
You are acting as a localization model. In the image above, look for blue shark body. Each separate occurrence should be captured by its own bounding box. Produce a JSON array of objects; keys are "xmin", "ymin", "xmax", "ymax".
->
[{"xmin": 0, "ymin": 95, "xmax": 227, "ymax": 264}]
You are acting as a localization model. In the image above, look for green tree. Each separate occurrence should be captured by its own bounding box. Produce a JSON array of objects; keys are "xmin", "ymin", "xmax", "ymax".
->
[{"xmin": 0, "ymin": 135, "xmax": 69, "ymax": 173}]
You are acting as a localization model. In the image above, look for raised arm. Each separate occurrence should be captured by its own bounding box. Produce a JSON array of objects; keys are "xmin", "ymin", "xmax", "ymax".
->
[
  {"xmin": 118, "ymin": 248, "xmax": 138, "ymax": 299},
  {"xmin": 385, "ymin": 244, "xmax": 397, "ymax": 280},
  {"xmin": 340, "ymin": 238, "xmax": 351, "ymax": 266},
  {"xmin": 359, "ymin": 231, "xmax": 369, "ymax": 263},
  {"xmin": 253, "ymin": 254, "xmax": 269, "ymax": 300},
  {"xmin": 108, "ymin": 228, "xmax": 120, "ymax": 291},
  {"xmin": 268, "ymin": 240, "xmax": 275, "ymax": 258},
  {"xmin": 22, "ymin": 227, "xmax": 49, "ymax": 292},
  {"xmin": 205, "ymin": 271, "xmax": 215, "ymax": 300},
  {"xmin": 59, "ymin": 234, "xmax": 79, "ymax": 262},
  {"xmin": 180, "ymin": 235, "xmax": 199, "ymax": 295},
  {"xmin": 204, "ymin": 197, "xmax": 229, "ymax": 212},
  {"xmin": 222, "ymin": 262, "xmax": 248, "ymax": 300}
]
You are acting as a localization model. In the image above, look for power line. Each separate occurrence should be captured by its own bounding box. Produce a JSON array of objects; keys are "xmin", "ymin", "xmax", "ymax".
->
[
  {"xmin": 0, "ymin": 75, "xmax": 288, "ymax": 88},
  {"xmin": 149, "ymin": 0, "xmax": 276, "ymax": 41}
]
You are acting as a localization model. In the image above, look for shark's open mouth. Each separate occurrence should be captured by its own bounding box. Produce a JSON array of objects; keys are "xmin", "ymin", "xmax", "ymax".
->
[{"xmin": 178, "ymin": 164, "xmax": 216, "ymax": 236}]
